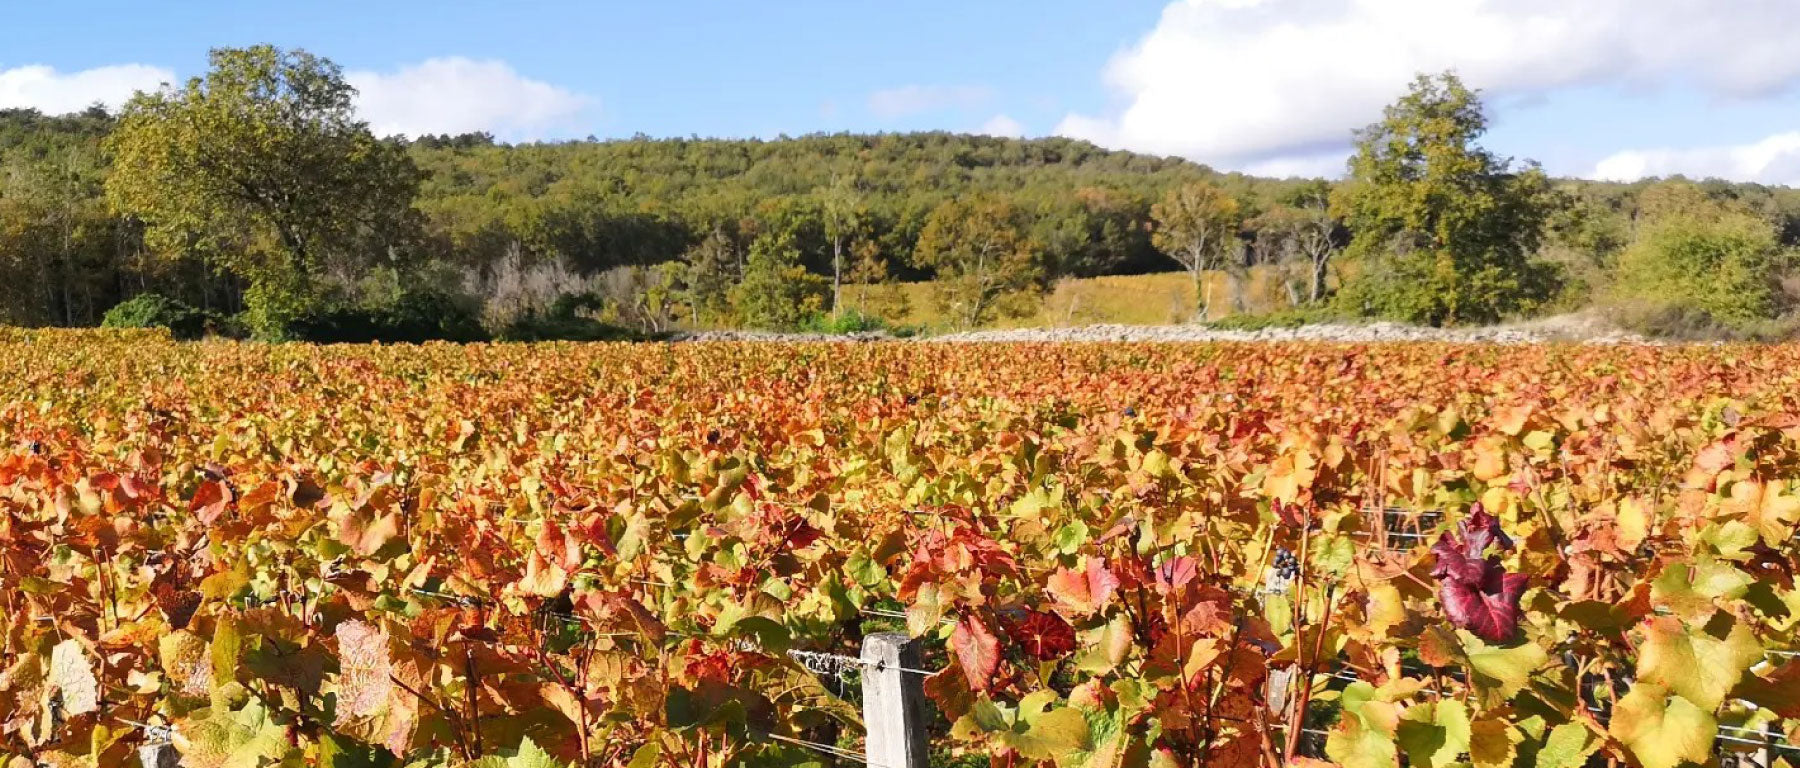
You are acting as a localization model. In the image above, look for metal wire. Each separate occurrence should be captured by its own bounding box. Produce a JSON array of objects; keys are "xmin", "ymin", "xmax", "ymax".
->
[
  {"xmin": 759, "ymin": 732, "xmax": 888, "ymax": 767},
  {"xmin": 787, "ymin": 648, "xmax": 938, "ymax": 677}
]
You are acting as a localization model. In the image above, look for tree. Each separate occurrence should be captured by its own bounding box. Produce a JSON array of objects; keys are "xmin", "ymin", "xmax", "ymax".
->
[
  {"xmin": 675, "ymin": 226, "xmax": 741, "ymax": 326},
  {"xmin": 1332, "ymin": 72, "xmax": 1557, "ymax": 325},
  {"xmin": 1616, "ymin": 181, "xmax": 1787, "ymax": 326},
  {"xmin": 105, "ymin": 45, "xmax": 422, "ymax": 338},
  {"xmin": 818, "ymin": 175, "xmax": 862, "ymax": 316},
  {"xmin": 731, "ymin": 232, "xmax": 828, "ymax": 329},
  {"xmin": 914, "ymin": 197, "xmax": 1043, "ymax": 329},
  {"xmin": 1151, "ymin": 181, "xmax": 1242, "ymax": 320},
  {"xmin": 1254, "ymin": 181, "xmax": 1342, "ymax": 305}
]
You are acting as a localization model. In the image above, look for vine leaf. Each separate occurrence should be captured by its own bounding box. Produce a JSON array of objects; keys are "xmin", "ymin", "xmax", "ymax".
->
[
  {"xmin": 1608, "ymin": 683, "xmax": 1715, "ymax": 768},
  {"xmin": 1395, "ymin": 699, "xmax": 1470, "ymax": 768},
  {"xmin": 1325, "ymin": 682, "xmax": 1399, "ymax": 768},
  {"xmin": 1431, "ymin": 506, "xmax": 1527, "ymax": 642},
  {"xmin": 1459, "ymin": 631, "xmax": 1547, "ymax": 701},
  {"xmin": 951, "ymin": 615, "xmax": 1000, "ymax": 692},
  {"xmin": 1046, "ymin": 557, "xmax": 1119, "ymax": 619},
  {"xmin": 1466, "ymin": 716, "xmax": 1516, "ymax": 768},
  {"xmin": 1635, "ymin": 614, "xmax": 1762, "ymax": 711},
  {"xmin": 1533, "ymin": 723, "xmax": 1601, "ymax": 768},
  {"xmin": 159, "ymin": 630, "xmax": 213, "ymax": 699}
]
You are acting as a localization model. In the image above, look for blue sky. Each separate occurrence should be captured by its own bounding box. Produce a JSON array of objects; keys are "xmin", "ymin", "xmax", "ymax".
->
[
  {"xmin": 6, "ymin": 1, "xmax": 1800, "ymax": 185},
  {"xmin": 1, "ymin": 1, "xmax": 1163, "ymax": 139}
]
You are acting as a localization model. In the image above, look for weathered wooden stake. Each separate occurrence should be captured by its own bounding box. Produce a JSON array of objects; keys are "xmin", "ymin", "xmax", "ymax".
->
[
  {"xmin": 862, "ymin": 632, "xmax": 929, "ymax": 768},
  {"xmin": 138, "ymin": 741, "xmax": 178, "ymax": 768}
]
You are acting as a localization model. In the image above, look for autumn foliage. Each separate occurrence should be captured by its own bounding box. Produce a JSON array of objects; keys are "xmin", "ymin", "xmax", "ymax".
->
[{"xmin": 0, "ymin": 337, "xmax": 1797, "ymax": 767}]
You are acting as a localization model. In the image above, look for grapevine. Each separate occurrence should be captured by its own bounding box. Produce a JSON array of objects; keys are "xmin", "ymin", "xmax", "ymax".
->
[{"xmin": 0, "ymin": 332, "xmax": 1794, "ymax": 768}]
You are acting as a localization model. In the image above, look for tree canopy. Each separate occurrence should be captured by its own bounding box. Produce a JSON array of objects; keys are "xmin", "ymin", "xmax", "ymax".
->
[
  {"xmin": 1332, "ymin": 72, "xmax": 1558, "ymax": 325},
  {"xmin": 106, "ymin": 45, "xmax": 422, "ymax": 337}
]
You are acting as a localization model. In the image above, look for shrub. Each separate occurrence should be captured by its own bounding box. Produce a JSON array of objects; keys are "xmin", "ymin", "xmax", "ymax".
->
[
  {"xmin": 732, "ymin": 234, "xmax": 829, "ymax": 330},
  {"xmin": 1604, "ymin": 302, "xmax": 1800, "ymax": 342},
  {"xmin": 802, "ymin": 309, "xmax": 907, "ymax": 336},
  {"xmin": 1615, "ymin": 210, "xmax": 1786, "ymax": 329},
  {"xmin": 1206, "ymin": 306, "xmax": 1336, "ymax": 331},
  {"xmin": 288, "ymin": 287, "xmax": 489, "ymax": 344},
  {"xmin": 493, "ymin": 292, "xmax": 650, "ymax": 342},
  {"xmin": 101, "ymin": 293, "xmax": 213, "ymax": 339}
]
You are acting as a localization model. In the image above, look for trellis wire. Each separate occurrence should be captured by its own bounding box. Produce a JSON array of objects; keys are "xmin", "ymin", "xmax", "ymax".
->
[
  {"xmin": 1281, "ymin": 504, "xmax": 1798, "ymax": 760},
  {"xmin": 759, "ymin": 731, "xmax": 891, "ymax": 767},
  {"xmin": 788, "ymin": 647, "xmax": 937, "ymax": 677}
]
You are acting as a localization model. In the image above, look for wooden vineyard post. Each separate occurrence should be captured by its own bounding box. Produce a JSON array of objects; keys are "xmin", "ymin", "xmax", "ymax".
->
[
  {"xmin": 862, "ymin": 632, "xmax": 930, "ymax": 768},
  {"xmin": 1263, "ymin": 558, "xmax": 1297, "ymax": 727},
  {"xmin": 138, "ymin": 741, "xmax": 177, "ymax": 768}
]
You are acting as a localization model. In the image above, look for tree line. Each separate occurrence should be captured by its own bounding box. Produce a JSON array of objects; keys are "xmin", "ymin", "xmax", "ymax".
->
[{"xmin": 4, "ymin": 46, "xmax": 1800, "ymax": 340}]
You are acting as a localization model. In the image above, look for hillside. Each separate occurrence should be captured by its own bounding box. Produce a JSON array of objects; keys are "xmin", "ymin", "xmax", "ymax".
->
[{"xmin": 7, "ymin": 101, "xmax": 1800, "ymax": 338}]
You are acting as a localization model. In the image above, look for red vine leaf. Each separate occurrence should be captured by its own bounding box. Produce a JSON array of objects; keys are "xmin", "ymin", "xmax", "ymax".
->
[
  {"xmin": 1046, "ymin": 556, "xmax": 1119, "ymax": 618},
  {"xmin": 1431, "ymin": 505, "xmax": 1528, "ymax": 643},
  {"xmin": 951, "ymin": 615, "xmax": 1000, "ymax": 692}
]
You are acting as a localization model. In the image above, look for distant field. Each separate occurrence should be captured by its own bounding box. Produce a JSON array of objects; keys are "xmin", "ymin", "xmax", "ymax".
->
[{"xmin": 843, "ymin": 268, "xmax": 1306, "ymax": 330}]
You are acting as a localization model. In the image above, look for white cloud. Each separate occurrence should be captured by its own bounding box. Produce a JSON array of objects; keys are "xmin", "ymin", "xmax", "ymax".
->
[
  {"xmin": 347, "ymin": 58, "xmax": 591, "ymax": 141},
  {"xmin": 1594, "ymin": 132, "xmax": 1800, "ymax": 187},
  {"xmin": 1060, "ymin": 0, "xmax": 1800, "ymax": 173},
  {"xmin": 867, "ymin": 84, "xmax": 992, "ymax": 119},
  {"xmin": 979, "ymin": 114, "xmax": 1026, "ymax": 138},
  {"xmin": 0, "ymin": 63, "xmax": 171, "ymax": 114}
]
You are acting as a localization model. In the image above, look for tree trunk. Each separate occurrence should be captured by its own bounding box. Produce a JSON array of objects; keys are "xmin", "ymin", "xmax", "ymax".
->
[
  {"xmin": 1311, "ymin": 255, "xmax": 1327, "ymax": 304},
  {"xmin": 831, "ymin": 238, "xmax": 843, "ymax": 318},
  {"xmin": 1191, "ymin": 264, "xmax": 1207, "ymax": 322}
]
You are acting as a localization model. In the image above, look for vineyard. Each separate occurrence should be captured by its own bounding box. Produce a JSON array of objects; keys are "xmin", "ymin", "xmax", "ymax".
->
[{"xmin": 1, "ymin": 333, "xmax": 1798, "ymax": 768}]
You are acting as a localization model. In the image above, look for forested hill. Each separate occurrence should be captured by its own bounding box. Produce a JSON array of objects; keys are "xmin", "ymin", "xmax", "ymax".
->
[
  {"xmin": 7, "ymin": 96, "xmax": 1800, "ymax": 338},
  {"xmin": 405, "ymin": 131, "xmax": 1258, "ymax": 278}
]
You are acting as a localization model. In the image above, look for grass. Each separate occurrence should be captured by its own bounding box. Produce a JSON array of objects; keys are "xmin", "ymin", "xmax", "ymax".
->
[{"xmin": 841, "ymin": 268, "xmax": 1318, "ymax": 332}]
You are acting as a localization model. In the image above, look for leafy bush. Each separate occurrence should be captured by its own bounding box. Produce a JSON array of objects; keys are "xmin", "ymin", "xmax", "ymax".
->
[
  {"xmin": 1614, "ymin": 209, "xmax": 1788, "ymax": 329},
  {"xmin": 493, "ymin": 292, "xmax": 652, "ymax": 342},
  {"xmin": 801, "ymin": 309, "xmax": 916, "ymax": 336},
  {"xmin": 288, "ymin": 287, "xmax": 489, "ymax": 344},
  {"xmin": 1604, "ymin": 302, "xmax": 1800, "ymax": 342},
  {"xmin": 101, "ymin": 293, "xmax": 214, "ymax": 339},
  {"xmin": 1205, "ymin": 306, "xmax": 1336, "ymax": 331}
]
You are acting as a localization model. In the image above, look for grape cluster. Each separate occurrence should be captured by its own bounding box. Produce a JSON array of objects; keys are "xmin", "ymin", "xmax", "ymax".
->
[{"xmin": 1272, "ymin": 547, "xmax": 1300, "ymax": 581}]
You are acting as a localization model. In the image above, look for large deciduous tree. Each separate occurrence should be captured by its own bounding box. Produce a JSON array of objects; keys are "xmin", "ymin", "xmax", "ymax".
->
[
  {"xmin": 1332, "ymin": 72, "xmax": 1557, "ymax": 325},
  {"xmin": 105, "ymin": 45, "xmax": 422, "ymax": 338},
  {"xmin": 914, "ymin": 197, "xmax": 1043, "ymax": 329},
  {"xmin": 1151, "ymin": 181, "xmax": 1242, "ymax": 321}
]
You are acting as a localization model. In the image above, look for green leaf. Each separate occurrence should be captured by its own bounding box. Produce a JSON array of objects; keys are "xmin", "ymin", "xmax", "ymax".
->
[
  {"xmin": 1396, "ymin": 700, "xmax": 1471, "ymax": 768},
  {"xmin": 211, "ymin": 614, "xmax": 242, "ymax": 690},
  {"xmin": 845, "ymin": 550, "xmax": 886, "ymax": 588},
  {"xmin": 1051, "ymin": 520, "xmax": 1090, "ymax": 555},
  {"xmin": 1609, "ymin": 684, "xmax": 1715, "ymax": 768},
  {"xmin": 1532, "ymin": 723, "xmax": 1599, "ymax": 768},
  {"xmin": 1009, "ymin": 706, "xmax": 1091, "ymax": 760},
  {"xmin": 906, "ymin": 583, "xmax": 943, "ymax": 637},
  {"xmin": 1326, "ymin": 697, "xmax": 1399, "ymax": 768},
  {"xmin": 507, "ymin": 738, "xmax": 567, "ymax": 768},
  {"xmin": 1307, "ymin": 533, "xmax": 1356, "ymax": 577},
  {"xmin": 176, "ymin": 699, "xmax": 294, "ymax": 768},
  {"xmin": 1636, "ymin": 614, "xmax": 1762, "ymax": 711},
  {"xmin": 625, "ymin": 743, "xmax": 661, "ymax": 768},
  {"xmin": 1650, "ymin": 558, "xmax": 1751, "ymax": 618},
  {"xmin": 1459, "ymin": 631, "xmax": 1547, "ymax": 701},
  {"xmin": 314, "ymin": 731, "xmax": 388, "ymax": 768}
]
